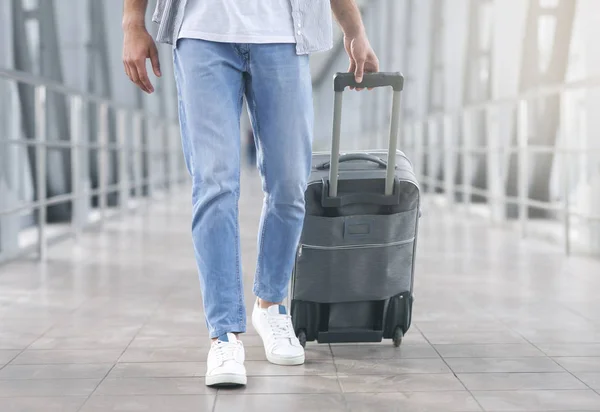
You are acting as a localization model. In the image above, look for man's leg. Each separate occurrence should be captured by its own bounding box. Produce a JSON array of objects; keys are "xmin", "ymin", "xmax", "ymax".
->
[
  {"xmin": 245, "ymin": 43, "xmax": 313, "ymax": 306},
  {"xmin": 246, "ymin": 43, "xmax": 313, "ymax": 365},
  {"xmin": 173, "ymin": 38, "xmax": 247, "ymax": 339}
]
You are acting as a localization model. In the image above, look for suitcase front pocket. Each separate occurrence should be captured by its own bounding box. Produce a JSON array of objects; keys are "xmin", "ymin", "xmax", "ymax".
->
[
  {"xmin": 293, "ymin": 238, "xmax": 415, "ymax": 304},
  {"xmin": 293, "ymin": 209, "xmax": 418, "ymax": 304},
  {"xmin": 301, "ymin": 208, "xmax": 419, "ymax": 248}
]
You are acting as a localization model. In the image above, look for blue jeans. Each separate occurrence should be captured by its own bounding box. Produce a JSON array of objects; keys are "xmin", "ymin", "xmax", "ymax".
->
[{"xmin": 173, "ymin": 39, "xmax": 313, "ymax": 338}]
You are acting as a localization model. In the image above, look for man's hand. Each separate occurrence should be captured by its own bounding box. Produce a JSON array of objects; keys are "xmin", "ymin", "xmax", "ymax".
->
[
  {"xmin": 123, "ymin": 26, "xmax": 161, "ymax": 94},
  {"xmin": 344, "ymin": 34, "xmax": 379, "ymax": 90},
  {"xmin": 331, "ymin": 0, "xmax": 379, "ymax": 91}
]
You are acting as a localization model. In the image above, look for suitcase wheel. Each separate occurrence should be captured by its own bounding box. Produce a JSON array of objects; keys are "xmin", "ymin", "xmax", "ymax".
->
[
  {"xmin": 296, "ymin": 329, "xmax": 306, "ymax": 348},
  {"xmin": 297, "ymin": 329, "xmax": 307, "ymax": 348},
  {"xmin": 392, "ymin": 326, "xmax": 403, "ymax": 347}
]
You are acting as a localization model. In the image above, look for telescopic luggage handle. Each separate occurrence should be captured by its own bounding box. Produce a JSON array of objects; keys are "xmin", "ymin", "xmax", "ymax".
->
[{"xmin": 328, "ymin": 72, "xmax": 404, "ymax": 199}]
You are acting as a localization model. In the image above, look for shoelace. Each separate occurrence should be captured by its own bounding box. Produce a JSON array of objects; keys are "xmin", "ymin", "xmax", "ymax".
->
[
  {"xmin": 214, "ymin": 341, "xmax": 241, "ymax": 363},
  {"xmin": 268, "ymin": 315, "xmax": 295, "ymax": 339}
]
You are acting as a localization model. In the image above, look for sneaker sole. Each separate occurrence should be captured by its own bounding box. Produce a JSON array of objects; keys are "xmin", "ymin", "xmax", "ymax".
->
[
  {"xmin": 266, "ymin": 352, "xmax": 305, "ymax": 366},
  {"xmin": 205, "ymin": 373, "xmax": 247, "ymax": 387},
  {"xmin": 252, "ymin": 313, "xmax": 305, "ymax": 366}
]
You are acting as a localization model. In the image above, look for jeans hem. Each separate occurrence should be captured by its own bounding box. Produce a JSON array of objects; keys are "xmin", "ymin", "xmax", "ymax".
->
[
  {"xmin": 209, "ymin": 325, "xmax": 247, "ymax": 340},
  {"xmin": 253, "ymin": 285, "xmax": 288, "ymax": 305}
]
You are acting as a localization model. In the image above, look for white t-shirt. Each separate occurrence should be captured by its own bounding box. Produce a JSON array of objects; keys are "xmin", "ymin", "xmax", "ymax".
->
[{"xmin": 178, "ymin": 0, "xmax": 296, "ymax": 44}]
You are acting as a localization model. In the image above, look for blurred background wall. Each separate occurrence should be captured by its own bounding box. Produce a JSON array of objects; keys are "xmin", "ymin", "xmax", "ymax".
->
[{"xmin": 1, "ymin": 0, "xmax": 600, "ymax": 261}]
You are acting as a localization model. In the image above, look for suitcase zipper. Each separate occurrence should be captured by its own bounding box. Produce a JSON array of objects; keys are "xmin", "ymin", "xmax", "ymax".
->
[{"xmin": 298, "ymin": 237, "xmax": 415, "ymax": 257}]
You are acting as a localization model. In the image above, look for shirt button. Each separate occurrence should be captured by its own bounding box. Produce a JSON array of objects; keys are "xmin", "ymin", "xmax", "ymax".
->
[
  {"xmin": 297, "ymin": 30, "xmax": 302, "ymax": 35},
  {"xmin": 297, "ymin": 23, "xmax": 301, "ymax": 28}
]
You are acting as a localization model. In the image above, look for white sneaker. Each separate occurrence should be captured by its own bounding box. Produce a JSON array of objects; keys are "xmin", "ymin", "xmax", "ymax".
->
[
  {"xmin": 205, "ymin": 333, "xmax": 247, "ymax": 387},
  {"xmin": 251, "ymin": 302, "xmax": 305, "ymax": 365}
]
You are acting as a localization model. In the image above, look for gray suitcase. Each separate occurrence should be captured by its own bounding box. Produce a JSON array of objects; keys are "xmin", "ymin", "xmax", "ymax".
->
[{"xmin": 291, "ymin": 72, "xmax": 420, "ymax": 347}]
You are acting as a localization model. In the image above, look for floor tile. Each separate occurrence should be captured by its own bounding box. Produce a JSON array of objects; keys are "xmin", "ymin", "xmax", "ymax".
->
[
  {"xmin": 334, "ymin": 358, "xmax": 450, "ymax": 374},
  {"xmin": 0, "ymin": 364, "xmax": 112, "ymax": 379},
  {"xmin": 108, "ymin": 362, "xmax": 204, "ymax": 378},
  {"xmin": 520, "ymin": 330, "xmax": 600, "ymax": 344},
  {"xmin": 510, "ymin": 323, "xmax": 600, "ymax": 335},
  {"xmin": 0, "ymin": 320, "xmax": 55, "ymax": 335},
  {"xmin": 458, "ymin": 372, "xmax": 587, "ymax": 391},
  {"xmin": 554, "ymin": 357, "xmax": 600, "ymax": 373},
  {"xmin": 245, "ymin": 360, "xmax": 337, "ymax": 376},
  {"xmin": 118, "ymin": 347, "xmax": 208, "ymax": 363},
  {"xmin": 0, "ymin": 350, "xmax": 20, "ymax": 367},
  {"xmin": 135, "ymin": 322, "xmax": 208, "ymax": 337},
  {"xmin": 41, "ymin": 323, "xmax": 141, "ymax": 339},
  {"xmin": 214, "ymin": 394, "xmax": 346, "ymax": 412},
  {"xmin": 29, "ymin": 335, "xmax": 133, "ymax": 350},
  {"xmin": 11, "ymin": 349, "xmax": 122, "ymax": 365},
  {"xmin": 0, "ymin": 334, "xmax": 42, "ymax": 350},
  {"xmin": 128, "ymin": 336, "xmax": 209, "ymax": 348},
  {"xmin": 446, "ymin": 357, "xmax": 564, "ymax": 373},
  {"xmin": 80, "ymin": 395, "xmax": 215, "ymax": 411},
  {"xmin": 95, "ymin": 377, "xmax": 215, "ymax": 395},
  {"xmin": 0, "ymin": 378, "xmax": 100, "ymax": 397},
  {"xmin": 217, "ymin": 376, "xmax": 341, "ymax": 394},
  {"xmin": 436, "ymin": 344, "xmax": 545, "ymax": 358},
  {"xmin": 344, "ymin": 391, "xmax": 482, "ymax": 412},
  {"xmin": 473, "ymin": 389, "xmax": 600, "ymax": 411},
  {"xmin": 423, "ymin": 331, "xmax": 528, "ymax": 345},
  {"xmin": 415, "ymin": 321, "xmax": 511, "ymax": 333},
  {"xmin": 574, "ymin": 372, "xmax": 600, "ymax": 390},
  {"xmin": 302, "ymin": 344, "xmax": 334, "ymax": 360},
  {"xmin": 536, "ymin": 343, "xmax": 600, "ymax": 357},
  {"xmin": 0, "ymin": 397, "xmax": 86, "ymax": 412},
  {"xmin": 338, "ymin": 373, "xmax": 464, "ymax": 392},
  {"xmin": 331, "ymin": 343, "xmax": 439, "ymax": 360}
]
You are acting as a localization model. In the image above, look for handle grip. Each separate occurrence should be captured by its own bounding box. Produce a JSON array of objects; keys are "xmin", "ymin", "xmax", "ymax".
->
[
  {"xmin": 334, "ymin": 72, "xmax": 404, "ymax": 92},
  {"xmin": 316, "ymin": 153, "xmax": 390, "ymax": 170}
]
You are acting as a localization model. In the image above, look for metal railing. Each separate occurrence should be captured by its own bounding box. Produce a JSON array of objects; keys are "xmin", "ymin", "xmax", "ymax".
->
[
  {"xmin": 0, "ymin": 68, "xmax": 186, "ymax": 263},
  {"xmin": 398, "ymin": 76, "xmax": 600, "ymax": 256}
]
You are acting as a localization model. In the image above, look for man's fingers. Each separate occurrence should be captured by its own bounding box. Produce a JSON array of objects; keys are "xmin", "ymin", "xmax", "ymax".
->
[
  {"xmin": 124, "ymin": 62, "xmax": 132, "ymax": 81},
  {"xmin": 128, "ymin": 63, "xmax": 141, "ymax": 88},
  {"xmin": 354, "ymin": 58, "xmax": 365, "ymax": 83},
  {"xmin": 354, "ymin": 58, "xmax": 366, "ymax": 91},
  {"xmin": 372, "ymin": 56, "xmax": 380, "ymax": 73},
  {"xmin": 348, "ymin": 59, "xmax": 356, "ymax": 73},
  {"xmin": 149, "ymin": 45, "xmax": 162, "ymax": 78},
  {"xmin": 348, "ymin": 60, "xmax": 356, "ymax": 90},
  {"xmin": 128, "ymin": 62, "xmax": 149, "ymax": 93},
  {"xmin": 364, "ymin": 54, "xmax": 379, "ymax": 91},
  {"xmin": 135, "ymin": 60, "xmax": 154, "ymax": 93}
]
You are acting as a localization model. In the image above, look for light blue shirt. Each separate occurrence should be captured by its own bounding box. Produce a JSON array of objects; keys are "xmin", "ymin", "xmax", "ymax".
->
[{"xmin": 152, "ymin": 0, "xmax": 334, "ymax": 55}]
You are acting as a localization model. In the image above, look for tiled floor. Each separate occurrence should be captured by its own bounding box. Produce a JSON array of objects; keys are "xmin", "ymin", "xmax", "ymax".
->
[{"xmin": 1, "ymin": 172, "xmax": 600, "ymax": 411}]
